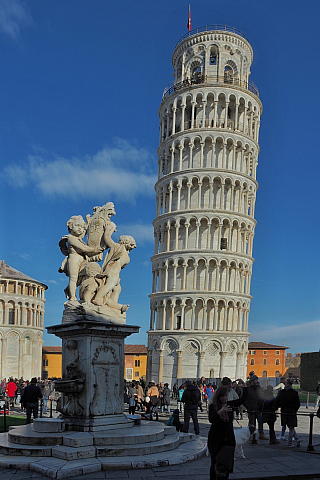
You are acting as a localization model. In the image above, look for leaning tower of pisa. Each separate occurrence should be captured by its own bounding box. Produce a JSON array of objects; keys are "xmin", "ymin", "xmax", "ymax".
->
[{"xmin": 147, "ymin": 26, "xmax": 262, "ymax": 386}]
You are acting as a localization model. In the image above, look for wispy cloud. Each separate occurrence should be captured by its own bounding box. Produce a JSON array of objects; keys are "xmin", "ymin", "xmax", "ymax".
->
[
  {"xmin": 0, "ymin": 0, "xmax": 33, "ymax": 41},
  {"xmin": 250, "ymin": 319, "xmax": 320, "ymax": 353},
  {"xmin": 2, "ymin": 138, "xmax": 157, "ymax": 202},
  {"xmin": 117, "ymin": 223, "xmax": 154, "ymax": 244},
  {"xmin": 19, "ymin": 253, "xmax": 30, "ymax": 260},
  {"xmin": 47, "ymin": 280, "xmax": 59, "ymax": 285}
]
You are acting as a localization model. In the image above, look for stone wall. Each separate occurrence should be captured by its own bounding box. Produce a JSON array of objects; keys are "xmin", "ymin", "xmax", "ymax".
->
[{"xmin": 300, "ymin": 352, "xmax": 320, "ymax": 391}]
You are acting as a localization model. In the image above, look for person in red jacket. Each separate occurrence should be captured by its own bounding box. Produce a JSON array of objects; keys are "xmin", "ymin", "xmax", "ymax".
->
[{"xmin": 6, "ymin": 378, "xmax": 17, "ymax": 407}]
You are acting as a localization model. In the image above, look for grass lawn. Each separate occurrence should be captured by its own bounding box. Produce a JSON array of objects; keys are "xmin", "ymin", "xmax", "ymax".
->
[{"xmin": 0, "ymin": 414, "xmax": 30, "ymax": 432}]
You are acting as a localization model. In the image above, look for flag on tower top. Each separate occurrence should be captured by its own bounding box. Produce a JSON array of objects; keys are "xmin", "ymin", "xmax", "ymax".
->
[{"xmin": 187, "ymin": 5, "xmax": 191, "ymax": 32}]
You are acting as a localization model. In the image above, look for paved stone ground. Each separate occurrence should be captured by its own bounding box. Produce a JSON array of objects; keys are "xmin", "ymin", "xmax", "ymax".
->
[{"xmin": 0, "ymin": 404, "xmax": 320, "ymax": 479}]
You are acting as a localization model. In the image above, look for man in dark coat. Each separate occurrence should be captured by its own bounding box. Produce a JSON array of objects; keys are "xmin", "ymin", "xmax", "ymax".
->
[
  {"xmin": 244, "ymin": 374, "xmax": 268, "ymax": 442},
  {"xmin": 161, "ymin": 383, "xmax": 171, "ymax": 413},
  {"xmin": 181, "ymin": 380, "xmax": 201, "ymax": 435},
  {"xmin": 21, "ymin": 377, "xmax": 43, "ymax": 424},
  {"xmin": 274, "ymin": 377, "xmax": 300, "ymax": 447}
]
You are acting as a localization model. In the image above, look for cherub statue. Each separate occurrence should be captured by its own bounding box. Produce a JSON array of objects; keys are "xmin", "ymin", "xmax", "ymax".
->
[
  {"xmin": 58, "ymin": 204, "xmax": 136, "ymax": 322},
  {"xmin": 92, "ymin": 235, "xmax": 136, "ymax": 308},
  {"xmin": 59, "ymin": 215, "xmax": 103, "ymax": 301},
  {"xmin": 86, "ymin": 202, "xmax": 117, "ymax": 259}
]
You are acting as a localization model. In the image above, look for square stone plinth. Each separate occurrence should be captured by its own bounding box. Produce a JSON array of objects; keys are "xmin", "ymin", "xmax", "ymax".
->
[{"xmin": 33, "ymin": 418, "xmax": 65, "ymax": 433}]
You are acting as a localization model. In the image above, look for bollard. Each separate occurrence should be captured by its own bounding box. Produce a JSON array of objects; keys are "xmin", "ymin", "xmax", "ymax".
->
[
  {"xmin": 306, "ymin": 391, "xmax": 310, "ymax": 409},
  {"xmin": 3, "ymin": 399, "xmax": 7, "ymax": 433},
  {"xmin": 40, "ymin": 399, "xmax": 43, "ymax": 418},
  {"xmin": 50, "ymin": 399, "xmax": 53, "ymax": 418},
  {"xmin": 307, "ymin": 413, "xmax": 315, "ymax": 452}
]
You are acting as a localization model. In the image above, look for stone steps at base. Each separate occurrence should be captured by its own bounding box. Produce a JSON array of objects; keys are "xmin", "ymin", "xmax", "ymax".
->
[
  {"xmin": 0, "ymin": 437, "xmax": 207, "ymax": 479},
  {"xmin": 0, "ymin": 434, "xmax": 52, "ymax": 457},
  {"xmin": 8, "ymin": 425, "xmax": 65, "ymax": 446},
  {"xmin": 95, "ymin": 432, "xmax": 180, "ymax": 457},
  {"xmin": 100, "ymin": 436, "xmax": 207, "ymax": 470},
  {"xmin": 6, "ymin": 422, "xmax": 171, "ymax": 448}
]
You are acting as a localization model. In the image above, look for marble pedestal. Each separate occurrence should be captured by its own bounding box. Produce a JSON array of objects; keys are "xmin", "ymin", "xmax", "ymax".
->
[{"xmin": 47, "ymin": 319, "xmax": 139, "ymax": 431}]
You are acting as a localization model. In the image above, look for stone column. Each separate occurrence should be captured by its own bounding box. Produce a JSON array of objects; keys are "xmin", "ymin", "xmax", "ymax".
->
[
  {"xmin": 198, "ymin": 351, "xmax": 206, "ymax": 378},
  {"xmin": 182, "ymin": 263, "xmax": 187, "ymax": 290},
  {"xmin": 172, "ymin": 107, "xmax": 176, "ymax": 135},
  {"xmin": 191, "ymin": 102, "xmax": 196, "ymax": 129},
  {"xmin": 172, "ymin": 265, "xmax": 177, "ymax": 291},
  {"xmin": 188, "ymin": 144, "xmax": 194, "ymax": 169},
  {"xmin": 224, "ymin": 101, "xmax": 229, "ymax": 127},
  {"xmin": 213, "ymin": 100, "xmax": 218, "ymax": 127},
  {"xmin": 175, "ymin": 222, "xmax": 179, "ymax": 250},
  {"xmin": 187, "ymin": 183, "xmax": 192, "ymax": 209},
  {"xmin": 180, "ymin": 304, "xmax": 185, "ymax": 329},
  {"xmin": 219, "ymin": 351, "xmax": 228, "ymax": 378},
  {"xmin": 181, "ymin": 105, "xmax": 186, "ymax": 131},
  {"xmin": 185, "ymin": 222, "xmax": 189, "ymax": 249},
  {"xmin": 170, "ymin": 302, "xmax": 175, "ymax": 330},
  {"xmin": 235, "ymin": 102, "xmax": 239, "ymax": 130},
  {"xmin": 202, "ymin": 101, "xmax": 207, "ymax": 127},
  {"xmin": 177, "ymin": 184, "xmax": 182, "ymax": 210},
  {"xmin": 158, "ymin": 349, "xmax": 164, "ymax": 383},
  {"xmin": 18, "ymin": 338, "xmax": 23, "ymax": 378},
  {"xmin": 235, "ymin": 352, "xmax": 243, "ymax": 379},
  {"xmin": 168, "ymin": 185, "xmax": 173, "ymax": 213},
  {"xmin": 176, "ymin": 350, "xmax": 183, "ymax": 379},
  {"xmin": 179, "ymin": 144, "xmax": 183, "ymax": 171},
  {"xmin": 147, "ymin": 348, "xmax": 153, "ymax": 384}
]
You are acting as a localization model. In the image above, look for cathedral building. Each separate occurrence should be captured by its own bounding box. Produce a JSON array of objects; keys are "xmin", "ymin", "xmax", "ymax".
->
[
  {"xmin": 147, "ymin": 25, "xmax": 262, "ymax": 385},
  {"xmin": 0, "ymin": 261, "xmax": 47, "ymax": 380}
]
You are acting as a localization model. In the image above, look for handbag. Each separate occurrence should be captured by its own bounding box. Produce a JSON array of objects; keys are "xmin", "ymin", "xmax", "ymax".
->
[{"xmin": 215, "ymin": 445, "xmax": 235, "ymax": 473}]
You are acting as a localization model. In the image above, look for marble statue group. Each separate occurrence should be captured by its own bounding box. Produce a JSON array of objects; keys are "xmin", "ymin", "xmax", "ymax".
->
[{"xmin": 58, "ymin": 202, "xmax": 136, "ymax": 324}]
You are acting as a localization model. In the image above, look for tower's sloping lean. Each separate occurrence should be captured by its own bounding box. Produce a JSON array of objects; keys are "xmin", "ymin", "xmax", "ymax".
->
[{"xmin": 147, "ymin": 27, "xmax": 262, "ymax": 385}]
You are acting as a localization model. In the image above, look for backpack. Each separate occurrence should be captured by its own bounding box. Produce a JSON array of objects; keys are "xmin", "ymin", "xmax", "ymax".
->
[{"xmin": 189, "ymin": 388, "xmax": 201, "ymax": 405}]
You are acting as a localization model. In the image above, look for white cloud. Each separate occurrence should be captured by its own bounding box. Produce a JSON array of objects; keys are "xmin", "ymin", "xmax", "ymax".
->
[
  {"xmin": 3, "ymin": 138, "xmax": 157, "ymax": 202},
  {"xmin": 47, "ymin": 280, "xmax": 59, "ymax": 285},
  {"xmin": 250, "ymin": 319, "xmax": 320, "ymax": 353},
  {"xmin": 19, "ymin": 253, "xmax": 30, "ymax": 260},
  {"xmin": 0, "ymin": 0, "xmax": 33, "ymax": 40},
  {"xmin": 117, "ymin": 224, "xmax": 154, "ymax": 244}
]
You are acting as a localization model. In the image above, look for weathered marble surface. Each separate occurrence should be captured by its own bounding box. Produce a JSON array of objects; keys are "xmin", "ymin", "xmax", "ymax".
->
[
  {"xmin": 58, "ymin": 202, "xmax": 136, "ymax": 325},
  {"xmin": 62, "ymin": 300, "xmax": 126, "ymax": 326},
  {"xmin": 47, "ymin": 320, "xmax": 139, "ymax": 431}
]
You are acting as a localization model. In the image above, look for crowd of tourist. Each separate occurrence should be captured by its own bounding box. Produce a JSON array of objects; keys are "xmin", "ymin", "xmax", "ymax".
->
[
  {"xmin": 1, "ymin": 373, "xmax": 320, "ymax": 480},
  {"xmin": 0, "ymin": 377, "xmax": 58, "ymax": 420}
]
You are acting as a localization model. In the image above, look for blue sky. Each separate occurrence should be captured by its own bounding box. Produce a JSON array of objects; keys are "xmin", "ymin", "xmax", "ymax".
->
[{"xmin": 1, "ymin": 0, "xmax": 320, "ymax": 354}]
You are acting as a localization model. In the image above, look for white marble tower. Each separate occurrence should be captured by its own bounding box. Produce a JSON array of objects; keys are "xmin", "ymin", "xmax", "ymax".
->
[{"xmin": 147, "ymin": 26, "xmax": 262, "ymax": 386}]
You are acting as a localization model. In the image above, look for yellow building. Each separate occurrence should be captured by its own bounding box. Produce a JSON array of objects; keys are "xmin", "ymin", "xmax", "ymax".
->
[
  {"xmin": 124, "ymin": 345, "xmax": 147, "ymax": 382},
  {"xmin": 42, "ymin": 346, "xmax": 62, "ymax": 379}
]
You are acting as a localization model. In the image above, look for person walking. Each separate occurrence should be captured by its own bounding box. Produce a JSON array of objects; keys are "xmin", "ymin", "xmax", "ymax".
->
[
  {"xmin": 127, "ymin": 382, "xmax": 138, "ymax": 415},
  {"xmin": 274, "ymin": 377, "xmax": 300, "ymax": 447},
  {"xmin": 6, "ymin": 378, "xmax": 17, "ymax": 407},
  {"xmin": 181, "ymin": 380, "xmax": 201, "ymax": 435},
  {"xmin": 244, "ymin": 374, "xmax": 268, "ymax": 442},
  {"xmin": 207, "ymin": 386, "xmax": 248, "ymax": 479},
  {"xmin": 147, "ymin": 382, "xmax": 160, "ymax": 420},
  {"xmin": 21, "ymin": 377, "xmax": 43, "ymax": 424},
  {"xmin": 261, "ymin": 385, "xmax": 279, "ymax": 444},
  {"xmin": 161, "ymin": 383, "xmax": 171, "ymax": 413}
]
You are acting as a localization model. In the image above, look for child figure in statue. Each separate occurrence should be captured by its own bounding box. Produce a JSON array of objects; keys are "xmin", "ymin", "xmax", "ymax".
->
[
  {"xmin": 59, "ymin": 215, "xmax": 103, "ymax": 301},
  {"xmin": 92, "ymin": 235, "xmax": 136, "ymax": 308}
]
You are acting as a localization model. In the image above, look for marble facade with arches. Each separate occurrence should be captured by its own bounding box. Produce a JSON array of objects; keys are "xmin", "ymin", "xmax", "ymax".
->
[
  {"xmin": 0, "ymin": 261, "xmax": 47, "ymax": 380},
  {"xmin": 148, "ymin": 27, "xmax": 262, "ymax": 385}
]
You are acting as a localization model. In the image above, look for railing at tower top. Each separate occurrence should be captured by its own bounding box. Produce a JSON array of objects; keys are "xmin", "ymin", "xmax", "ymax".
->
[
  {"xmin": 162, "ymin": 74, "xmax": 259, "ymax": 101},
  {"xmin": 175, "ymin": 25, "xmax": 249, "ymax": 47}
]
